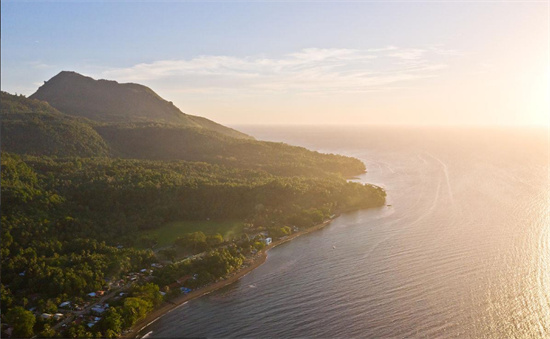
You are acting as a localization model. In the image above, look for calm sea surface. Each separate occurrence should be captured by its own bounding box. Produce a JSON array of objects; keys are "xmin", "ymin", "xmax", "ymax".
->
[{"xmin": 140, "ymin": 126, "xmax": 549, "ymax": 338}]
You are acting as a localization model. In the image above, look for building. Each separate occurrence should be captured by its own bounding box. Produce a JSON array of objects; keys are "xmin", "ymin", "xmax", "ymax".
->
[
  {"xmin": 265, "ymin": 237, "xmax": 272, "ymax": 245},
  {"xmin": 59, "ymin": 301, "xmax": 71, "ymax": 308},
  {"xmin": 91, "ymin": 306, "xmax": 106, "ymax": 315}
]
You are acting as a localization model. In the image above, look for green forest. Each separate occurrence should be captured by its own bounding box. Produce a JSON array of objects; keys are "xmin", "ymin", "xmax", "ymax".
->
[{"xmin": 1, "ymin": 84, "xmax": 385, "ymax": 338}]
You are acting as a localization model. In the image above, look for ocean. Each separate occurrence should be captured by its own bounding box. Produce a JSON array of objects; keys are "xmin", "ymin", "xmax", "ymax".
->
[{"xmin": 139, "ymin": 126, "xmax": 549, "ymax": 338}]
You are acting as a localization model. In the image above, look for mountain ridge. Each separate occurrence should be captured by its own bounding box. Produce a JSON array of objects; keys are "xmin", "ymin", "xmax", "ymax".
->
[
  {"xmin": 1, "ymin": 90, "xmax": 367, "ymax": 178},
  {"xmin": 29, "ymin": 71, "xmax": 250, "ymax": 139}
]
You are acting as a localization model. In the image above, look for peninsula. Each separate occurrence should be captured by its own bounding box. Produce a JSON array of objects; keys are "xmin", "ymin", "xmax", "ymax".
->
[{"xmin": 0, "ymin": 72, "xmax": 385, "ymax": 338}]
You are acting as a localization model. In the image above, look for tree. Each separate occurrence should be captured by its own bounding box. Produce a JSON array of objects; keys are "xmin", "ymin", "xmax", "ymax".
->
[
  {"xmin": 174, "ymin": 232, "xmax": 207, "ymax": 253},
  {"xmin": 65, "ymin": 324, "xmax": 92, "ymax": 338},
  {"xmin": 5, "ymin": 306, "xmax": 36, "ymax": 338},
  {"xmin": 98, "ymin": 307, "xmax": 123, "ymax": 336},
  {"xmin": 159, "ymin": 248, "xmax": 176, "ymax": 262},
  {"xmin": 120, "ymin": 297, "xmax": 152, "ymax": 327},
  {"xmin": 206, "ymin": 233, "xmax": 224, "ymax": 248},
  {"xmin": 39, "ymin": 324, "xmax": 56, "ymax": 338},
  {"xmin": 131, "ymin": 283, "xmax": 163, "ymax": 307}
]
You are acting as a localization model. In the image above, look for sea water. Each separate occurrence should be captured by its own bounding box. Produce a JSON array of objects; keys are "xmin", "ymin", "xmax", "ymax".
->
[{"xmin": 139, "ymin": 126, "xmax": 549, "ymax": 338}]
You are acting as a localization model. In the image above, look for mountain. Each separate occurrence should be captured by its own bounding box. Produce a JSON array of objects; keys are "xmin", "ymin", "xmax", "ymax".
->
[
  {"xmin": 96, "ymin": 123, "xmax": 367, "ymax": 177},
  {"xmin": 29, "ymin": 71, "xmax": 249, "ymax": 139},
  {"xmin": 3, "ymin": 73, "xmax": 367, "ymax": 178},
  {"xmin": 0, "ymin": 92, "xmax": 110, "ymax": 157}
]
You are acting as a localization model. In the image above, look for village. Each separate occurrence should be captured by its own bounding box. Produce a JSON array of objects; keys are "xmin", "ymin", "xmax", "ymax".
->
[{"xmin": 18, "ymin": 230, "xmax": 282, "ymax": 338}]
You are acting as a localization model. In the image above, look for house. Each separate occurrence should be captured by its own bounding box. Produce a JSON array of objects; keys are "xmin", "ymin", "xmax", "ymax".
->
[
  {"xmin": 59, "ymin": 301, "xmax": 71, "ymax": 308},
  {"xmin": 180, "ymin": 287, "xmax": 192, "ymax": 294},
  {"xmin": 91, "ymin": 306, "xmax": 106, "ymax": 315},
  {"xmin": 96, "ymin": 290, "xmax": 105, "ymax": 296},
  {"xmin": 40, "ymin": 313, "xmax": 53, "ymax": 320},
  {"xmin": 53, "ymin": 313, "xmax": 64, "ymax": 321},
  {"xmin": 87, "ymin": 292, "xmax": 96, "ymax": 298},
  {"xmin": 264, "ymin": 237, "xmax": 272, "ymax": 245}
]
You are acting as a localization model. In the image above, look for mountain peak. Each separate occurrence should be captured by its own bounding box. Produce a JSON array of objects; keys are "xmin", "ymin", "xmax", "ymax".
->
[{"xmin": 30, "ymin": 71, "xmax": 250, "ymax": 139}]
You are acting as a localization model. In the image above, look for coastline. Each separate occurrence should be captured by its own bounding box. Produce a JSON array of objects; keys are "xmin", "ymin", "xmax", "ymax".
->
[{"xmin": 124, "ymin": 217, "xmax": 336, "ymax": 339}]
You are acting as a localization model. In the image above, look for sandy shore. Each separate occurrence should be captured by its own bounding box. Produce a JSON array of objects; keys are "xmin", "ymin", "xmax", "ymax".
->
[{"xmin": 124, "ymin": 218, "xmax": 335, "ymax": 339}]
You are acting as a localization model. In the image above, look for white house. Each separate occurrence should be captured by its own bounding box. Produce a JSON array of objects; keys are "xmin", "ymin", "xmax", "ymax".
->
[
  {"xmin": 59, "ymin": 301, "xmax": 71, "ymax": 308},
  {"xmin": 265, "ymin": 237, "xmax": 272, "ymax": 245}
]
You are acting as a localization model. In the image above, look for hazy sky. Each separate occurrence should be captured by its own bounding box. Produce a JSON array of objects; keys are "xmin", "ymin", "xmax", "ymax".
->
[{"xmin": 2, "ymin": 1, "xmax": 548, "ymax": 126}]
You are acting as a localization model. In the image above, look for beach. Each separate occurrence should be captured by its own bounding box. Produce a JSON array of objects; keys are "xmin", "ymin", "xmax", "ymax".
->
[{"xmin": 125, "ymin": 218, "xmax": 336, "ymax": 339}]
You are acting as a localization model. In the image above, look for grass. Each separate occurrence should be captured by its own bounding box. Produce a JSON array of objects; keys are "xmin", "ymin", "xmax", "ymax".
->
[{"xmin": 138, "ymin": 220, "xmax": 245, "ymax": 248}]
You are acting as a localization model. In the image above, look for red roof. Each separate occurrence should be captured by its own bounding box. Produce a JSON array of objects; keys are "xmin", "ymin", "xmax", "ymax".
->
[
  {"xmin": 167, "ymin": 282, "xmax": 179, "ymax": 290},
  {"xmin": 177, "ymin": 275, "xmax": 192, "ymax": 284}
]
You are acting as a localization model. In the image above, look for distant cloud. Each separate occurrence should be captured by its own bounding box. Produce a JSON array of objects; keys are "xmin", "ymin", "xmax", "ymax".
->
[
  {"xmin": 28, "ymin": 61, "xmax": 54, "ymax": 70},
  {"xmin": 388, "ymin": 48, "xmax": 425, "ymax": 60},
  {"xmin": 101, "ymin": 46, "xmax": 457, "ymax": 96}
]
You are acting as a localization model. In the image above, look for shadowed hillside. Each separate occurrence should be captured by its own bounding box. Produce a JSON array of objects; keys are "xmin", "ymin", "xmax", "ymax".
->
[
  {"xmin": 0, "ymin": 92, "xmax": 110, "ymax": 157},
  {"xmin": 96, "ymin": 123, "xmax": 367, "ymax": 177},
  {"xmin": 29, "ymin": 71, "xmax": 249, "ymax": 139},
  {"xmin": 3, "ymin": 90, "xmax": 366, "ymax": 178}
]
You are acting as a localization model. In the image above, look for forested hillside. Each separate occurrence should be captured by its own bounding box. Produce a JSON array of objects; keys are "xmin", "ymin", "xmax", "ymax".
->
[
  {"xmin": 0, "ymin": 76, "xmax": 385, "ymax": 338},
  {"xmin": 96, "ymin": 124, "xmax": 366, "ymax": 177},
  {"xmin": 2, "ymin": 91, "xmax": 366, "ymax": 178},
  {"xmin": 1, "ymin": 92, "xmax": 110, "ymax": 157},
  {"xmin": 1, "ymin": 152, "xmax": 385, "ymax": 337}
]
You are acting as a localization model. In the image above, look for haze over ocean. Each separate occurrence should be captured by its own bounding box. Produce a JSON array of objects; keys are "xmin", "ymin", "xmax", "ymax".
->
[{"xmin": 139, "ymin": 126, "xmax": 550, "ymax": 339}]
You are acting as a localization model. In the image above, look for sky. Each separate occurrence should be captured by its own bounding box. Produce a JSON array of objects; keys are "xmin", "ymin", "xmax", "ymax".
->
[{"xmin": 1, "ymin": 1, "xmax": 548, "ymax": 126}]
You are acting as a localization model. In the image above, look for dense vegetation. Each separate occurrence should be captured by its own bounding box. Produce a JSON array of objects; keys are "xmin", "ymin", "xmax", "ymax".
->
[
  {"xmin": 1, "ymin": 152, "xmax": 384, "ymax": 337},
  {"xmin": 2, "ymin": 153, "xmax": 384, "ymax": 242},
  {"xmin": 96, "ymin": 123, "xmax": 367, "ymax": 177},
  {"xmin": 0, "ymin": 92, "xmax": 110, "ymax": 157},
  {"xmin": 2, "ymin": 91, "xmax": 366, "ymax": 178},
  {"xmin": 1, "ymin": 76, "xmax": 385, "ymax": 337}
]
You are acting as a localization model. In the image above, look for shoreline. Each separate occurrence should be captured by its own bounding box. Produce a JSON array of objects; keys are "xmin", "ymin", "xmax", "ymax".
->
[{"xmin": 124, "ymin": 217, "xmax": 336, "ymax": 339}]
